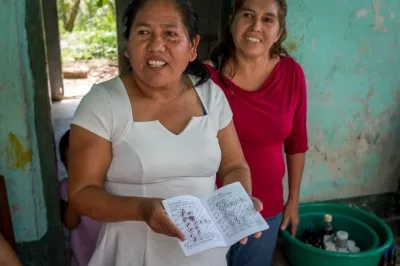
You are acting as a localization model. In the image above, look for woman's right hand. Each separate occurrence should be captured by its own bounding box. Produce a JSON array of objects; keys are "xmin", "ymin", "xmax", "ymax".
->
[{"xmin": 140, "ymin": 198, "xmax": 185, "ymax": 241}]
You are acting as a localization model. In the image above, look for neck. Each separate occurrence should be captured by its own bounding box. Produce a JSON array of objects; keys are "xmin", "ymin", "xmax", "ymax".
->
[
  {"xmin": 132, "ymin": 73, "xmax": 188, "ymax": 102},
  {"xmin": 230, "ymin": 52, "xmax": 272, "ymax": 78}
]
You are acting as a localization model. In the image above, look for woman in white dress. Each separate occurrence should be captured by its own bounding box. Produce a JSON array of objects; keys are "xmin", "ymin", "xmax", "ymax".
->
[{"xmin": 67, "ymin": 0, "xmax": 263, "ymax": 265}]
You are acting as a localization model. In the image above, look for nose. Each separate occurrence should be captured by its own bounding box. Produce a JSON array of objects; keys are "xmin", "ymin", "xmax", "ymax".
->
[
  {"xmin": 148, "ymin": 35, "xmax": 166, "ymax": 53},
  {"xmin": 250, "ymin": 18, "xmax": 262, "ymax": 32}
]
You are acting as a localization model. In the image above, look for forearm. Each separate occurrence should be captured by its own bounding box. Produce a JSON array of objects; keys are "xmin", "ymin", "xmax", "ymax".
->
[
  {"xmin": 0, "ymin": 235, "xmax": 21, "ymax": 266},
  {"xmin": 64, "ymin": 204, "xmax": 81, "ymax": 230},
  {"xmin": 70, "ymin": 186, "xmax": 146, "ymax": 222},
  {"xmin": 286, "ymin": 153, "xmax": 306, "ymax": 202},
  {"xmin": 221, "ymin": 167, "xmax": 252, "ymax": 195}
]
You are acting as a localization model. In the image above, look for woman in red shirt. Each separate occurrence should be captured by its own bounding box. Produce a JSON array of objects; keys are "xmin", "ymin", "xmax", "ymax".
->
[{"xmin": 206, "ymin": 0, "xmax": 308, "ymax": 265}]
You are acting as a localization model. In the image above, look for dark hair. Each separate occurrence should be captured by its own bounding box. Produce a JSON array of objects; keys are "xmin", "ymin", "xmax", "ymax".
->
[
  {"xmin": 59, "ymin": 129, "xmax": 70, "ymax": 168},
  {"xmin": 122, "ymin": 0, "xmax": 210, "ymax": 86},
  {"xmin": 209, "ymin": 0, "xmax": 288, "ymax": 84}
]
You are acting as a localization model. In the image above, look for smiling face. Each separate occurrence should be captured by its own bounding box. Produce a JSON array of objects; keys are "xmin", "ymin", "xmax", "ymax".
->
[
  {"xmin": 125, "ymin": 0, "xmax": 199, "ymax": 88},
  {"xmin": 231, "ymin": 0, "xmax": 282, "ymax": 59}
]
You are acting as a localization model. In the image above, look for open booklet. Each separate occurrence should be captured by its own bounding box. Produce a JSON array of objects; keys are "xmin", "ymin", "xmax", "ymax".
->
[{"xmin": 162, "ymin": 182, "xmax": 269, "ymax": 257}]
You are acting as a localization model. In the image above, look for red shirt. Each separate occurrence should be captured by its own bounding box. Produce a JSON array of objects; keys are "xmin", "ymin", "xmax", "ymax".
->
[{"xmin": 206, "ymin": 56, "xmax": 309, "ymax": 218}]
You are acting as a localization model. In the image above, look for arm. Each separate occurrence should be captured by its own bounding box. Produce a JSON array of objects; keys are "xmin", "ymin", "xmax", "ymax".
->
[
  {"xmin": 284, "ymin": 62, "xmax": 308, "ymax": 203},
  {"xmin": 0, "ymin": 234, "xmax": 21, "ymax": 266},
  {"xmin": 217, "ymin": 121, "xmax": 252, "ymax": 195},
  {"xmin": 60, "ymin": 199, "xmax": 81, "ymax": 230},
  {"xmin": 217, "ymin": 121, "xmax": 263, "ymax": 244},
  {"xmin": 286, "ymin": 153, "xmax": 306, "ymax": 203},
  {"xmin": 68, "ymin": 85, "xmax": 183, "ymax": 239},
  {"xmin": 281, "ymin": 61, "xmax": 308, "ymax": 235},
  {"xmin": 68, "ymin": 125, "xmax": 184, "ymax": 239},
  {"xmin": 68, "ymin": 125, "xmax": 144, "ymax": 222}
]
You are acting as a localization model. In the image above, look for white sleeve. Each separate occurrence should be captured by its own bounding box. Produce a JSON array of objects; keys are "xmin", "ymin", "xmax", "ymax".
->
[
  {"xmin": 71, "ymin": 84, "xmax": 112, "ymax": 141},
  {"xmin": 214, "ymin": 83, "xmax": 233, "ymax": 130}
]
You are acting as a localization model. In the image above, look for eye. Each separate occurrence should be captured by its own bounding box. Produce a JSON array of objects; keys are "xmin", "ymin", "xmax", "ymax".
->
[
  {"xmin": 263, "ymin": 17, "xmax": 274, "ymax": 23},
  {"xmin": 243, "ymin": 13, "xmax": 252, "ymax": 18},
  {"xmin": 166, "ymin": 31, "xmax": 178, "ymax": 37},
  {"xmin": 138, "ymin": 30, "xmax": 150, "ymax": 35}
]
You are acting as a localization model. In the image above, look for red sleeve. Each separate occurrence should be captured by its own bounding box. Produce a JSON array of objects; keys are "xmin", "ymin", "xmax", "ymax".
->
[{"xmin": 284, "ymin": 61, "xmax": 309, "ymax": 155}]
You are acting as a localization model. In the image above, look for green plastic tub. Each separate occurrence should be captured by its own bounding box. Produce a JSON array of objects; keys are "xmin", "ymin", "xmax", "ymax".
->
[{"xmin": 282, "ymin": 203, "xmax": 394, "ymax": 266}]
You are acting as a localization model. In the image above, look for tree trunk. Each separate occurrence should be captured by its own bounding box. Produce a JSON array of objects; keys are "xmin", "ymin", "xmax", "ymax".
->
[{"xmin": 65, "ymin": 0, "xmax": 81, "ymax": 32}]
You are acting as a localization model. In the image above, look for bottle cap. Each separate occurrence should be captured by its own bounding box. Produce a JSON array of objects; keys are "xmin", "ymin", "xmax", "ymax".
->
[
  {"xmin": 325, "ymin": 246, "xmax": 337, "ymax": 252},
  {"xmin": 347, "ymin": 240, "xmax": 356, "ymax": 247},
  {"xmin": 348, "ymin": 245, "xmax": 360, "ymax": 253},
  {"xmin": 336, "ymin": 231, "xmax": 349, "ymax": 240},
  {"xmin": 324, "ymin": 241, "xmax": 335, "ymax": 249},
  {"xmin": 324, "ymin": 214, "xmax": 333, "ymax": 222}
]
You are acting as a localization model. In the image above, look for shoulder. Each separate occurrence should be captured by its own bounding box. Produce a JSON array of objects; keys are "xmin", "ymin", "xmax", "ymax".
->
[
  {"xmin": 74, "ymin": 76, "xmax": 127, "ymax": 117},
  {"xmin": 78, "ymin": 80, "xmax": 110, "ymax": 106},
  {"xmin": 190, "ymin": 75, "xmax": 228, "ymax": 111},
  {"xmin": 202, "ymin": 61, "xmax": 219, "ymax": 77},
  {"xmin": 280, "ymin": 56, "xmax": 306, "ymax": 77},
  {"xmin": 193, "ymin": 77, "xmax": 232, "ymax": 129},
  {"xmin": 83, "ymin": 76, "xmax": 123, "ymax": 101},
  {"xmin": 203, "ymin": 60, "xmax": 214, "ymax": 67},
  {"xmin": 279, "ymin": 57, "xmax": 307, "ymax": 99},
  {"xmin": 193, "ymin": 77, "xmax": 225, "ymax": 102},
  {"xmin": 71, "ymin": 77, "xmax": 125, "ymax": 140}
]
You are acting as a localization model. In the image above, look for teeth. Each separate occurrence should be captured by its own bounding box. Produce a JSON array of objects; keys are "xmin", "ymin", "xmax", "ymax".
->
[
  {"xmin": 148, "ymin": 60, "xmax": 166, "ymax": 67},
  {"xmin": 245, "ymin": 37, "xmax": 261, "ymax": 43}
]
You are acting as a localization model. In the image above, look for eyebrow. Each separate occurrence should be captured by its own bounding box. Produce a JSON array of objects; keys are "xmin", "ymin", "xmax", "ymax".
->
[
  {"xmin": 133, "ymin": 22, "xmax": 180, "ymax": 29},
  {"xmin": 239, "ymin": 7, "xmax": 277, "ymax": 18}
]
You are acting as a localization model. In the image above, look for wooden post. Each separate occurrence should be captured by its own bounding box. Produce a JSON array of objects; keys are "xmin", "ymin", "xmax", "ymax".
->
[{"xmin": 115, "ymin": 0, "xmax": 130, "ymax": 73}]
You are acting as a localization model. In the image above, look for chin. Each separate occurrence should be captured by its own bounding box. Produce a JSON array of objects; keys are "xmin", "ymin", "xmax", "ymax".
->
[
  {"xmin": 142, "ymin": 78, "xmax": 168, "ymax": 88},
  {"xmin": 244, "ymin": 51, "xmax": 269, "ymax": 59},
  {"xmin": 135, "ymin": 72, "xmax": 170, "ymax": 88},
  {"xmin": 238, "ymin": 46, "xmax": 269, "ymax": 59}
]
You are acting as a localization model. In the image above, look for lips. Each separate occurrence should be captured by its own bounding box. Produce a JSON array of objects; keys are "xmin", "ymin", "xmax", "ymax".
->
[
  {"xmin": 147, "ymin": 60, "xmax": 167, "ymax": 68},
  {"xmin": 245, "ymin": 36, "xmax": 262, "ymax": 43}
]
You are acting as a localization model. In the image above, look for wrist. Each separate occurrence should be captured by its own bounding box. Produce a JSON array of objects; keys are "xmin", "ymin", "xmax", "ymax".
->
[
  {"xmin": 136, "ymin": 197, "xmax": 151, "ymax": 222},
  {"xmin": 287, "ymin": 195, "xmax": 299, "ymax": 204}
]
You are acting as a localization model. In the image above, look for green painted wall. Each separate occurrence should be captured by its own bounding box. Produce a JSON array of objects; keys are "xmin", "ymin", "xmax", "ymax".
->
[
  {"xmin": 219, "ymin": 0, "xmax": 400, "ymax": 202},
  {"xmin": 0, "ymin": 0, "xmax": 65, "ymax": 264},
  {"xmin": 0, "ymin": 0, "xmax": 47, "ymax": 243},
  {"xmin": 282, "ymin": 0, "xmax": 400, "ymax": 202}
]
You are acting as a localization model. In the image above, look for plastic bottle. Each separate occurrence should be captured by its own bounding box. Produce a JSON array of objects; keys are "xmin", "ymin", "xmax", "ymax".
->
[
  {"xmin": 322, "ymin": 214, "xmax": 334, "ymax": 243},
  {"xmin": 389, "ymin": 244, "xmax": 396, "ymax": 266},
  {"xmin": 324, "ymin": 241, "xmax": 337, "ymax": 252},
  {"xmin": 335, "ymin": 231, "xmax": 349, "ymax": 249},
  {"xmin": 302, "ymin": 225, "xmax": 313, "ymax": 245},
  {"xmin": 380, "ymin": 250, "xmax": 389, "ymax": 266}
]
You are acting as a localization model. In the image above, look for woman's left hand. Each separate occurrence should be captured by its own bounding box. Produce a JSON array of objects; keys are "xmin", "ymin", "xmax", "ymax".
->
[
  {"xmin": 280, "ymin": 199, "xmax": 300, "ymax": 237},
  {"xmin": 239, "ymin": 197, "xmax": 263, "ymax": 244}
]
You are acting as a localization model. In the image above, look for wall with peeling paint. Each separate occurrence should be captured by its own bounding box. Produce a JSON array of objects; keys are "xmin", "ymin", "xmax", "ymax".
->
[
  {"xmin": 0, "ymin": 1, "xmax": 47, "ymax": 242},
  {"xmin": 283, "ymin": 0, "xmax": 400, "ymax": 202}
]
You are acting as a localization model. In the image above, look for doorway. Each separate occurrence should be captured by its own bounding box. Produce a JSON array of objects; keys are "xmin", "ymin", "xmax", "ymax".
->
[{"xmin": 51, "ymin": 0, "xmax": 118, "ymax": 180}]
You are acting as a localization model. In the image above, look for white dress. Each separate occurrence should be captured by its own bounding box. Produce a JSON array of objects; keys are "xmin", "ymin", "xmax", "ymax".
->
[{"xmin": 71, "ymin": 75, "xmax": 232, "ymax": 266}]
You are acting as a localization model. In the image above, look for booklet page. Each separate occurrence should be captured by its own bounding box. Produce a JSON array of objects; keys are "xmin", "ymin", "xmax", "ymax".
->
[
  {"xmin": 203, "ymin": 182, "xmax": 269, "ymax": 245},
  {"xmin": 162, "ymin": 195, "xmax": 226, "ymax": 256}
]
